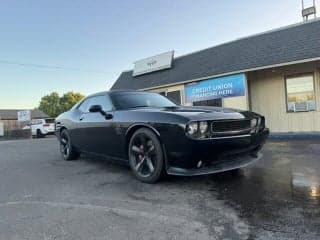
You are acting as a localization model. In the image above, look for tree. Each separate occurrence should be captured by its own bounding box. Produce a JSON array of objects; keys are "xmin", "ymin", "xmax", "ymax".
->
[
  {"xmin": 38, "ymin": 92, "xmax": 61, "ymax": 117},
  {"xmin": 38, "ymin": 91, "xmax": 85, "ymax": 117},
  {"xmin": 60, "ymin": 92, "xmax": 85, "ymax": 113}
]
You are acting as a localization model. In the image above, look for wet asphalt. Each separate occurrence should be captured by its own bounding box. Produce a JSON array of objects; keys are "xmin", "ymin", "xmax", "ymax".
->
[{"xmin": 0, "ymin": 137, "xmax": 319, "ymax": 240}]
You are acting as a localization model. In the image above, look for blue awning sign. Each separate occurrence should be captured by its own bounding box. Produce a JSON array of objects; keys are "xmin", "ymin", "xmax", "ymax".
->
[{"xmin": 185, "ymin": 73, "xmax": 246, "ymax": 103}]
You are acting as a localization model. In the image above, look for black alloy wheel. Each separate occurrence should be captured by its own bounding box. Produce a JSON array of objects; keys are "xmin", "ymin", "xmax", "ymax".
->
[
  {"xmin": 60, "ymin": 129, "xmax": 80, "ymax": 161},
  {"xmin": 128, "ymin": 128, "xmax": 164, "ymax": 183}
]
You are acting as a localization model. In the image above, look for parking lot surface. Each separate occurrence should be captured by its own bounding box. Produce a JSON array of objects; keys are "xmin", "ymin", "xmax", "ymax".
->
[{"xmin": 0, "ymin": 137, "xmax": 319, "ymax": 240}]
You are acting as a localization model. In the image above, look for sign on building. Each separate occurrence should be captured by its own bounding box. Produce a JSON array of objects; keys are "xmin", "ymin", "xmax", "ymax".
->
[
  {"xmin": 133, "ymin": 51, "xmax": 174, "ymax": 76},
  {"xmin": 185, "ymin": 73, "xmax": 246, "ymax": 103},
  {"xmin": 302, "ymin": 6, "xmax": 316, "ymax": 17},
  {"xmin": 17, "ymin": 110, "xmax": 31, "ymax": 122}
]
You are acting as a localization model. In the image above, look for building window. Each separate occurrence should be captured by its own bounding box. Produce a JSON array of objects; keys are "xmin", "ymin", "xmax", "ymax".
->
[
  {"xmin": 286, "ymin": 74, "xmax": 316, "ymax": 112},
  {"xmin": 166, "ymin": 91, "xmax": 181, "ymax": 105},
  {"xmin": 193, "ymin": 99, "xmax": 222, "ymax": 107}
]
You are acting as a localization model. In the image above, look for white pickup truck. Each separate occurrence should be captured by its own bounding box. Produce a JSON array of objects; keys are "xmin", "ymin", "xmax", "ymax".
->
[{"xmin": 24, "ymin": 118, "xmax": 55, "ymax": 138}]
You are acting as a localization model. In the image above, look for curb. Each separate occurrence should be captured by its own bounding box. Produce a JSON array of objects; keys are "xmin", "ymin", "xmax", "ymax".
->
[{"xmin": 269, "ymin": 133, "xmax": 320, "ymax": 140}]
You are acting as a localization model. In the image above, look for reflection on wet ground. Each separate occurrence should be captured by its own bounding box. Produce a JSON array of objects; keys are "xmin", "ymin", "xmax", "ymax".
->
[{"xmin": 206, "ymin": 139, "xmax": 320, "ymax": 239}]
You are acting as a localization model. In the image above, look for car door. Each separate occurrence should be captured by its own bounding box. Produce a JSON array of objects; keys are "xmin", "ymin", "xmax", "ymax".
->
[{"xmin": 76, "ymin": 95, "xmax": 115, "ymax": 156}]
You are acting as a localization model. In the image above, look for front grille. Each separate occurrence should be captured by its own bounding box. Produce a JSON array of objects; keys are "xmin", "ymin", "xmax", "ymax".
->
[{"xmin": 211, "ymin": 119, "xmax": 250, "ymax": 132}]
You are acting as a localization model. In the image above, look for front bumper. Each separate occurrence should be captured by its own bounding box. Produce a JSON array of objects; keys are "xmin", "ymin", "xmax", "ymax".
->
[
  {"xmin": 165, "ymin": 128, "xmax": 269, "ymax": 175},
  {"xmin": 167, "ymin": 152, "xmax": 263, "ymax": 176}
]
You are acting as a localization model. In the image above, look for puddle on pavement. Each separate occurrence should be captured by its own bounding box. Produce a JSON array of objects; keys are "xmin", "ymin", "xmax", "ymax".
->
[
  {"xmin": 205, "ymin": 141, "xmax": 320, "ymax": 237},
  {"xmin": 292, "ymin": 172, "xmax": 320, "ymax": 199}
]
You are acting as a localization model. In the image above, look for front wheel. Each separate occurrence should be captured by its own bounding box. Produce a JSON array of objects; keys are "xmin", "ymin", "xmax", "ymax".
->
[
  {"xmin": 128, "ymin": 128, "xmax": 164, "ymax": 183},
  {"xmin": 60, "ymin": 129, "xmax": 80, "ymax": 161}
]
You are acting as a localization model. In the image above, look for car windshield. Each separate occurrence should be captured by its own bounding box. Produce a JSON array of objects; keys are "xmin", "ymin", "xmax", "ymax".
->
[{"xmin": 110, "ymin": 92, "xmax": 177, "ymax": 110}]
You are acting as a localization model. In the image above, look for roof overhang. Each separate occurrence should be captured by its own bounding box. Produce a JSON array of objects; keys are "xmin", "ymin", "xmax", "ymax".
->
[{"xmin": 139, "ymin": 57, "xmax": 320, "ymax": 91}]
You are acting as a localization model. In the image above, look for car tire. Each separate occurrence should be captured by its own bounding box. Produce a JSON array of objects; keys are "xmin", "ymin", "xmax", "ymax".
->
[
  {"xmin": 128, "ymin": 128, "xmax": 164, "ymax": 183},
  {"xmin": 36, "ymin": 129, "xmax": 44, "ymax": 138},
  {"xmin": 60, "ymin": 129, "xmax": 80, "ymax": 161}
]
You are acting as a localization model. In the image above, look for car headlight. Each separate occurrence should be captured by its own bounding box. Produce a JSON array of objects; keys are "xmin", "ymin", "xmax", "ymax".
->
[
  {"xmin": 187, "ymin": 122, "xmax": 198, "ymax": 135},
  {"xmin": 251, "ymin": 118, "xmax": 257, "ymax": 128},
  {"xmin": 199, "ymin": 121, "xmax": 208, "ymax": 134}
]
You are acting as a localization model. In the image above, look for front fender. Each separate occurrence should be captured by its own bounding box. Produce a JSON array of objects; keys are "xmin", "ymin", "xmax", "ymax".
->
[{"xmin": 125, "ymin": 123, "xmax": 161, "ymax": 137}]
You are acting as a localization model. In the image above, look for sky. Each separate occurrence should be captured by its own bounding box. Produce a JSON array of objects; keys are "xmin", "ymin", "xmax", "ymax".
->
[{"xmin": 0, "ymin": 0, "xmax": 316, "ymax": 109}]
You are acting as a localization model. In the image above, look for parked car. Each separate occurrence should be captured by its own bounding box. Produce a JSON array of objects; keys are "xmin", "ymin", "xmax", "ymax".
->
[
  {"xmin": 55, "ymin": 90, "xmax": 269, "ymax": 183},
  {"xmin": 24, "ymin": 118, "xmax": 55, "ymax": 138}
]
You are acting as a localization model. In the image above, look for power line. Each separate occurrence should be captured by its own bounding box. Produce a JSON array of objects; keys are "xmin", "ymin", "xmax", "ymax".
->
[{"xmin": 0, "ymin": 59, "xmax": 119, "ymax": 75}]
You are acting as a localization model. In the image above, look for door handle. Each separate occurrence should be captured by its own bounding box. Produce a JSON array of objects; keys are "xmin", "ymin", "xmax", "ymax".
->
[{"xmin": 79, "ymin": 116, "xmax": 84, "ymax": 121}]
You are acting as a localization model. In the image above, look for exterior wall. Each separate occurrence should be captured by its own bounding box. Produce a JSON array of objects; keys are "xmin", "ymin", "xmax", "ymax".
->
[
  {"xmin": 223, "ymin": 96, "xmax": 248, "ymax": 110},
  {"xmin": 248, "ymin": 61, "xmax": 320, "ymax": 132},
  {"xmin": 145, "ymin": 61, "xmax": 320, "ymax": 133}
]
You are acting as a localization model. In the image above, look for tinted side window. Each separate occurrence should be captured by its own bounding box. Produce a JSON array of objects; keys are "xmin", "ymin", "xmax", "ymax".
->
[
  {"xmin": 89, "ymin": 96, "xmax": 113, "ymax": 112},
  {"xmin": 78, "ymin": 99, "xmax": 91, "ymax": 113},
  {"xmin": 78, "ymin": 95, "xmax": 113, "ymax": 113}
]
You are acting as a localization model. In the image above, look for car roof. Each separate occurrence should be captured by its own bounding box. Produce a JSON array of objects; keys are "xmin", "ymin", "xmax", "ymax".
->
[{"xmin": 87, "ymin": 90, "xmax": 151, "ymax": 98}]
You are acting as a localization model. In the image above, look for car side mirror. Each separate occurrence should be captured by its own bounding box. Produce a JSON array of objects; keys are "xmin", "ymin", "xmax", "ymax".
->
[
  {"xmin": 104, "ymin": 113, "xmax": 113, "ymax": 120},
  {"xmin": 89, "ymin": 105, "xmax": 113, "ymax": 120},
  {"xmin": 89, "ymin": 105, "xmax": 103, "ymax": 113}
]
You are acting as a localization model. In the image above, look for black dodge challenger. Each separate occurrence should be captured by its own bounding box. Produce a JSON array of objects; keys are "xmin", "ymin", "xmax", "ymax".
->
[{"xmin": 55, "ymin": 90, "xmax": 269, "ymax": 183}]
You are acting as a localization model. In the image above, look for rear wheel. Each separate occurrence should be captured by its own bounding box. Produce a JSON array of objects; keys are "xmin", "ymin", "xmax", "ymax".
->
[
  {"xmin": 36, "ymin": 129, "xmax": 44, "ymax": 138},
  {"xmin": 60, "ymin": 129, "xmax": 80, "ymax": 161},
  {"xmin": 128, "ymin": 128, "xmax": 164, "ymax": 183}
]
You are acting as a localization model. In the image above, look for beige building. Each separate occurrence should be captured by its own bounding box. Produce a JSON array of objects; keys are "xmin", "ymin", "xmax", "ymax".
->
[
  {"xmin": 248, "ymin": 62, "xmax": 320, "ymax": 132},
  {"xmin": 112, "ymin": 19, "xmax": 320, "ymax": 134}
]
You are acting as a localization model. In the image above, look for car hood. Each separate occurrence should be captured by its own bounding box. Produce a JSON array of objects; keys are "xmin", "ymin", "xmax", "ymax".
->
[{"xmin": 134, "ymin": 106, "xmax": 255, "ymax": 121}]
